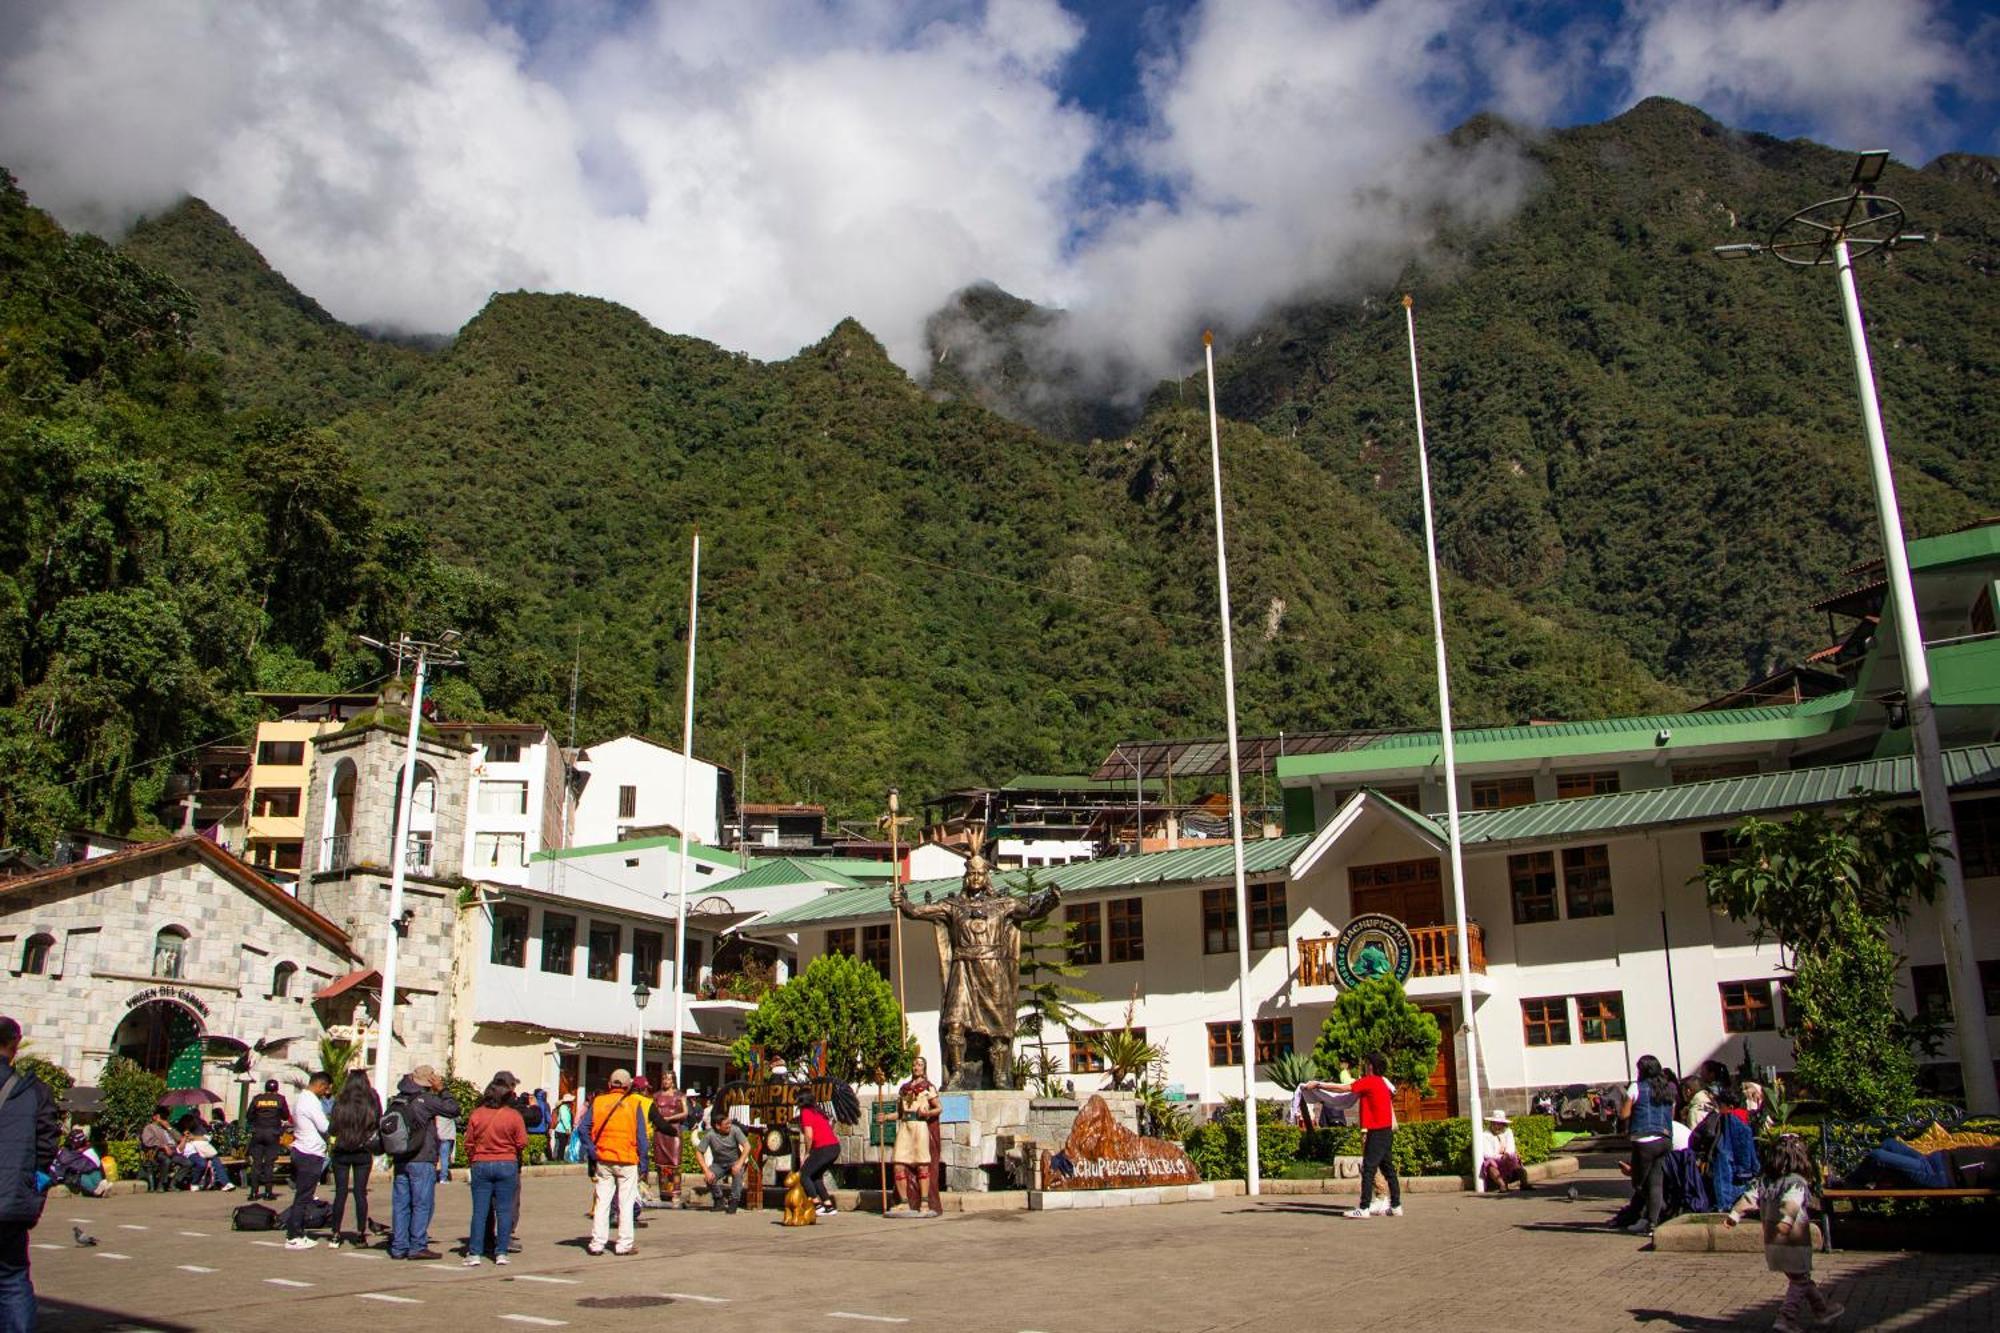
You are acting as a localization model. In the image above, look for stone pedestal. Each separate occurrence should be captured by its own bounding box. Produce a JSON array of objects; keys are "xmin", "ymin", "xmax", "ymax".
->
[{"xmin": 838, "ymin": 1089, "xmax": 1140, "ymax": 1192}]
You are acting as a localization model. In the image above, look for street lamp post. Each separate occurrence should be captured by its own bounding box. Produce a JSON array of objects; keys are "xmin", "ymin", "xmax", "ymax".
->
[
  {"xmin": 633, "ymin": 979, "xmax": 654, "ymax": 1083},
  {"xmin": 1715, "ymin": 152, "xmax": 1997, "ymax": 1114}
]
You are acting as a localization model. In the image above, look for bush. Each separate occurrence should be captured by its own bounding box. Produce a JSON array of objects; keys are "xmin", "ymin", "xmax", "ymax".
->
[
  {"xmin": 1313, "ymin": 977, "xmax": 1441, "ymax": 1096},
  {"xmin": 15, "ymin": 1056, "xmax": 73, "ymax": 1096},
  {"xmin": 1295, "ymin": 1114, "xmax": 1555, "ymax": 1175},
  {"xmin": 103, "ymin": 1140, "xmax": 141, "ymax": 1180},
  {"xmin": 97, "ymin": 1058, "xmax": 165, "ymax": 1142},
  {"xmin": 1183, "ymin": 1101, "xmax": 1299, "ymax": 1182},
  {"xmin": 1513, "ymin": 1114, "xmax": 1554, "ymax": 1166},
  {"xmin": 526, "ymin": 1133, "xmax": 548, "ymax": 1166}
]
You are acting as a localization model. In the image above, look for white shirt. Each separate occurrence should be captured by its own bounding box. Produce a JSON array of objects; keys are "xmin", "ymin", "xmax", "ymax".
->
[
  {"xmin": 291, "ymin": 1091, "xmax": 330, "ymax": 1158},
  {"xmin": 1479, "ymin": 1126, "xmax": 1517, "ymax": 1161},
  {"xmin": 1671, "ymin": 1119, "xmax": 1692, "ymax": 1151}
]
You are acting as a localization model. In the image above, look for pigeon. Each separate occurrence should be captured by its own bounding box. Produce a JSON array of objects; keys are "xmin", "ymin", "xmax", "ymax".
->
[
  {"xmin": 1565, "ymin": 1185, "xmax": 1580, "ymax": 1203},
  {"xmin": 73, "ymin": 1225, "xmax": 97, "ymax": 1247}
]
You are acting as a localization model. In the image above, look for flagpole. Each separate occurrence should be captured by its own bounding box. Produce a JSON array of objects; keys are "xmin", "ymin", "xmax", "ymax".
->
[
  {"xmin": 1201, "ymin": 331, "xmax": 1260, "ymax": 1195},
  {"xmin": 671, "ymin": 529, "xmax": 702, "ymax": 1089},
  {"xmin": 1402, "ymin": 295, "xmax": 1485, "ymax": 1189}
]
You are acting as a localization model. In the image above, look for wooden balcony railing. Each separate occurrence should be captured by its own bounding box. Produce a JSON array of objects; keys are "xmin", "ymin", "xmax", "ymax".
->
[{"xmin": 1297, "ymin": 924, "xmax": 1486, "ymax": 987}]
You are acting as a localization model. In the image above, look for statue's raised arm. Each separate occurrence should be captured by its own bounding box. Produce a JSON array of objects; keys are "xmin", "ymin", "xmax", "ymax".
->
[{"xmin": 890, "ymin": 880, "xmax": 949, "ymax": 921}]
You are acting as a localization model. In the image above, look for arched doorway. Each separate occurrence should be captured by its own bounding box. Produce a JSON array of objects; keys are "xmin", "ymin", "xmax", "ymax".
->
[{"xmin": 112, "ymin": 999, "xmax": 207, "ymax": 1089}]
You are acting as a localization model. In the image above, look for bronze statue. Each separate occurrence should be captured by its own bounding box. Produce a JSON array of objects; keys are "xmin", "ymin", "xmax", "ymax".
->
[{"xmin": 891, "ymin": 851, "xmax": 1059, "ymax": 1090}]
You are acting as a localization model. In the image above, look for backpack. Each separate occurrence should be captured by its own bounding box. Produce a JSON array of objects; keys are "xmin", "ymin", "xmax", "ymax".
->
[
  {"xmin": 301, "ymin": 1197, "xmax": 335, "ymax": 1229},
  {"xmin": 377, "ymin": 1096, "xmax": 418, "ymax": 1156},
  {"xmin": 231, "ymin": 1203, "xmax": 279, "ymax": 1231}
]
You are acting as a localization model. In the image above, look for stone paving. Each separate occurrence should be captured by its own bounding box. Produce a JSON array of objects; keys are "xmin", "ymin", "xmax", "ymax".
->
[{"xmin": 19, "ymin": 1170, "xmax": 1997, "ymax": 1332}]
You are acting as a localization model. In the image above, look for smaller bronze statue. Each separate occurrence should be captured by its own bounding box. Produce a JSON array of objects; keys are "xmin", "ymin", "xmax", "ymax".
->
[
  {"xmin": 891, "ymin": 850, "xmax": 1058, "ymax": 1090},
  {"xmin": 781, "ymin": 1169, "xmax": 816, "ymax": 1226}
]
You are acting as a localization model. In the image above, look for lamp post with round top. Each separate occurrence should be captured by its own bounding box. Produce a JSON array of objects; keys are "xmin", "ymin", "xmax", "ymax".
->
[{"xmin": 633, "ymin": 979, "xmax": 654, "ymax": 1085}]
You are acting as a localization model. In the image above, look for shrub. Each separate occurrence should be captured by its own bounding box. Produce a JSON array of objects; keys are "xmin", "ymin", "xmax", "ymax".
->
[
  {"xmin": 743, "ymin": 952, "xmax": 914, "ymax": 1082},
  {"xmin": 526, "ymin": 1133, "xmax": 548, "ymax": 1166},
  {"xmin": 96, "ymin": 1057, "xmax": 165, "ymax": 1141},
  {"xmin": 1183, "ymin": 1100, "xmax": 1299, "ymax": 1181},
  {"xmin": 1513, "ymin": 1114, "xmax": 1554, "ymax": 1166},
  {"xmin": 103, "ymin": 1140, "xmax": 141, "ymax": 1180},
  {"xmin": 1313, "ymin": 977, "xmax": 1441, "ymax": 1095},
  {"xmin": 15, "ymin": 1055, "xmax": 73, "ymax": 1096},
  {"xmin": 1297, "ymin": 1113, "xmax": 1555, "ymax": 1174}
]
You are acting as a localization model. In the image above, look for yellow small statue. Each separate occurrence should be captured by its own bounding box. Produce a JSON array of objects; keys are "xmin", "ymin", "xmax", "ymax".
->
[{"xmin": 781, "ymin": 1170, "xmax": 817, "ymax": 1226}]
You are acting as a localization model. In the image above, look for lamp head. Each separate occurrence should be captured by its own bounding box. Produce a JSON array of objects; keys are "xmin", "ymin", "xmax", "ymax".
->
[
  {"xmin": 633, "ymin": 979, "xmax": 653, "ymax": 1009},
  {"xmin": 1851, "ymin": 150, "xmax": 1890, "ymax": 186}
]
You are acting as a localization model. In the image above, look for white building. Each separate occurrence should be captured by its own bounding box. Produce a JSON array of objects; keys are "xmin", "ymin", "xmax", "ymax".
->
[
  {"xmin": 571, "ymin": 735, "xmax": 725, "ymax": 847},
  {"xmin": 439, "ymin": 722, "xmax": 570, "ymax": 886}
]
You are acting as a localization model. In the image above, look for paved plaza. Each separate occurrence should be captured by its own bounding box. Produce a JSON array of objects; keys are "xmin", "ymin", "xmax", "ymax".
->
[{"xmin": 21, "ymin": 1170, "xmax": 1998, "ymax": 1332}]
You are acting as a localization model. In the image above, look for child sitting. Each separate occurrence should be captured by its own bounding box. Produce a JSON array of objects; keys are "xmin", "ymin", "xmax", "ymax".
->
[{"xmin": 1725, "ymin": 1134, "xmax": 1843, "ymax": 1332}]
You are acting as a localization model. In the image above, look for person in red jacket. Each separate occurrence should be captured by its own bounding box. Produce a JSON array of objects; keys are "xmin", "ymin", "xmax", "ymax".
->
[
  {"xmin": 1334, "ymin": 1053, "xmax": 1402, "ymax": 1218},
  {"xmin": 795, "ymin": 1089, "xmax": 841, "ymax": 1217}
]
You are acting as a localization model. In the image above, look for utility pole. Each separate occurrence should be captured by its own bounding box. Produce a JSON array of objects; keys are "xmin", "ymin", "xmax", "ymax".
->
[{"xmin": 357, "ymin": 630, "xmax": 461, "ymax": 1100}]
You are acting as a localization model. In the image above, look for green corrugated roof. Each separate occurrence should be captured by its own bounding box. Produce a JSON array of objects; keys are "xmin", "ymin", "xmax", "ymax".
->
[
  {"xmin": 1273, "ymin": 694, "xmax": 1853, "ymax": 782},
  {"xmin": 802, "ymin": 857, "xmax": 898, "ymax": 881},
  {"xmin": 1910, "ymin": 522, "xmax": 2000, "ymax": 571},
  {"xmin": 1000, "ymin": 774, "xmax": 1166, "ymax": 793},
  {"xmin": 1450, "ymin": 743, "xmax": 2000, "ymax": 847},
  {"xmin": 717, "ymin": 857, "xmax": 865, "ymax": 892},
  {"xmin": 530, "ymin": 835, "xmax": 740, "ymax": 867},
  {"xmin": 744, "ymin": 834, "xmax": 1311, "ymax": 930}
]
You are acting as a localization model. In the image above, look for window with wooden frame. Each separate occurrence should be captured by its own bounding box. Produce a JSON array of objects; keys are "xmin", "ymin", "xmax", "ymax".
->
[
  {"xmin": 1521, "ymin": 996, "xmax": 1570, "ymax": 1046},
  {"xmin": 1069, "ymin": 1030, "xmax": 1107, "ymax": 1072},
  {"xmin": 1066, "ymin": 901, "xmax": 1102, "ymax": 966},
  {"xmin": 251, "ymin": 787, "xmax": 301, "ymax": 818},
  {"xmin": 256, "ymin": 740, "xmax": 306, "ymax": 766},
  {"xmin": 1201, "ymin": 887, "xmax": 1237, "ymax": 955},
  {"xmin": 1561, "ymin": 844, "xmax": 1615, "ymax": 918},
  {"xmin": 825, "ymin": 927, "xmax": 856, "ymax": 958},
  {"xmin": 586, "ymin": 921, "xmax": 620, "ymax": 981},
  {"xmin": 1108, "ymin": 898, "xmax": 1144, "ymax": 962},
  {"xmin": 540, "ymin": 913, "xmax": 576, "ymax": 975},
  {"xmin": 490, "ymin": 904, "xmax": 529, "ymax": 967},
  {"xmin": 273, "ymin": 842, "xmax": 302, "ymax": 871},
  {"xmin": 1700, "ymin": 829, "xmax": 1745, "ymax": 868},
  {"xmin": 861, "ymin": 923, "xmax": 892, "ymax": 979},
  {"xmin": 1953, "ymin": 796, "xmax": 2000, "ymax": 879},
  {"xmin": 1720, "ymin": 980, "xmax": 1776, "ymax": 1033},
  {"xmin": 1575, "ymin": 992, "xmax": 1625, "ymax": 1043},
  {"xmin": 1912, "ymin": 963, "xmax": 1952, "ymax": 1021},
  {"xmin": 19, "ymin": 934, "xmax": 51, "ymax": 976},
  {"xmin": 632, "ymin": 929, "xmax": 662, "ymax": 989},
  {"xmin": 618, "ymin": 785, "xmax": 637, "ymax": 819},
  {"xmin": 1672, "ymin": 760, "xmax": 1758, "ymax": 785},
  {"xmin": 487, "ymin": 738, "xmax": 523, "ymax": 763},
  {"xmin": 1254, "ymin": 1017, "xmax": 1294, "ymax": 1064},
  {"xmin": 1555, "ymin": 770, "xmax": 1620, "ymax": 799},
  {"xmin": 1471, "ymin": 776, "xmax": 1537, "ymax": 810},
  {"xmin": 1508, "ymin": 851, "xmax": 1558, "ymax": 924},
  {"xmin": 1207, "ymin": 1022, "xmax": 1244, "ymax": 1066},
  {"xmin": 1247, "ymin": 882, "xmax": 1287, "ymax": 950}
]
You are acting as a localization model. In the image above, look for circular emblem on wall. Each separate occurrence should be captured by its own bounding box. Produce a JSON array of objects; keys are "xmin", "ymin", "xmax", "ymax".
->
[{"xmin": 1333, "ymin": 913, "xmax": 1415, "ymax": 988}]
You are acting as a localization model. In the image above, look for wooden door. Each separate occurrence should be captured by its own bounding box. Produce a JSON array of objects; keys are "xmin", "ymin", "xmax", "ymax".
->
[
  {"xmin": 1349, "ymin": 858, "xmax": 1446, "ymax": 927},
  {"xmin": 1394, "ymin": 1005, "xmax": 1458, "ymax": 1122}
]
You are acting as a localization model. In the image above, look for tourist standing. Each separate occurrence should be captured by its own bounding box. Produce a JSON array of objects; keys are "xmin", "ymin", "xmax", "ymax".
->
[
  {"xmin": 387, "ymin": 1065, "xmax": 460, "ymax": 1261},
  {"xmin": 0, "ymin": 1016, "xmax": 60, "ymax": 1333},
  {"xmin": 464, "ymin": 1080, "xmax": 527, "ymax": 1267},
  {"xmin": 327, "ymin": 1072, "xmax": 381, "ymax": 1249},
  {"xmin": 578, "ymin": 1069, "xmax": 647, "ymax": 1255},
  {"xmin": 283, "ymin": 1069, "xmax": 333, "ymax": 1250},
  {"xmin": 796, "ymin": 1089, "xmax": 840, "ymax": 1216},
  {"xmin": 697, "ymin": 1105, "xmax": 750, "ymax": 1215},
  {"xmin": 891, "ymin": 1058, "xmax": 941, "ymax": 1217},
  {"xmin": 435, "ymin": 1093, "xmax": 458, "ymax": 1184},
  {"xmin": 1725, "ymin": 1135, "xmax": 1842, "ymax": 1333},
  {"xmin": 244, "ymin": 1079, "xmax": 289, "ymax": 1201},
  {"xmin": 551, "ymin": 1093, "xmax": 574, "ymax": 1161},
  {"xmin": 650, "ymin": 1075, "xmax": 688, "ymax": 1208},
  {"xmin": 1620, "ymin": 1054, "xmax": 1675, "ymax": 1238},
  {"xmin": 1341, "ymin": 1054, "xmax": 1402, "ymax": 1219},
  {"xmin": 1479, "ymin": 1109, "xmax": 1531, "ymax": 1192}
]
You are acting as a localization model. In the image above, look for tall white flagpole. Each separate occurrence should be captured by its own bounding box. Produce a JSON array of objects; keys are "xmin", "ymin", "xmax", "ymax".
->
[
  {"xmin": 670, "ymin": 530, "xmax": 702, "ymax": 1088},
  {"xmin": 1402, "ymin": 295, "xmax": 1485, "ymax": 1188},
  {"xmin": 1201, "ymin": 331, "xmax": 1260, "ymax": 1194},
  {"xmin": 372, "ymin": 648, "xmax": 428, "ymax": 1100}
]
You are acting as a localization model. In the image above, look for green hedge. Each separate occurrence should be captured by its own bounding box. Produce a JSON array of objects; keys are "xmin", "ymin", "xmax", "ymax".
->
[
  {"xmin": 1297, "ymin": 1114, "xmax": 1556, "ymax": 1176},
  {"xmin": 1183, "ymin": 1102, "xmax": 1301, "ymax": 1182},
  {"xmin": 104, "ymin": 1140, "xmax": 141, "ymax": 1180},
  {"xmin": 451, "ymin": 1132, "xmax": 550, "ymax": 1167}
]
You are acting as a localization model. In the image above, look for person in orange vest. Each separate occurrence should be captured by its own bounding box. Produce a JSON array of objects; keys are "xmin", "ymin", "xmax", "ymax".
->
[{"xmin": 576, "ymin": 1069, "xmax": 649, "ymax": 1256}]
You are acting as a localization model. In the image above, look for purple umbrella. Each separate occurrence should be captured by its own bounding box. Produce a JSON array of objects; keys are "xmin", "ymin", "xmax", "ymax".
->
[{"xmin": 158, "ymin": 1088, "xmax": 222, "ymax": 1108}]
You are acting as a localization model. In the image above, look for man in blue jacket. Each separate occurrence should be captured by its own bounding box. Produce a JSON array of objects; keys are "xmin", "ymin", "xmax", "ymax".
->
[{"xmin": 1, "ymin": 1016, "xmax": 62, "ymax": 1332}]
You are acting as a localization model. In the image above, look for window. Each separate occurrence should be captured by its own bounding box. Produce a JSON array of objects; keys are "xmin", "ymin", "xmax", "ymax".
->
[
  {"xmin": 20, "ymin": 934, "xmax": 52, "ymax": 976},
  {"xmin": 1070, "ymin": 1031, "xmax": 1107, "ymax": 1073},
  {"xmin": 1521, "ymin": 997, "xmax": 1570, "ymax": 1046},
  {"xmin": 152, "ymin": 927, "xmax": 188, "ymax": 979},
  {"xmin": 826, "ymin": 928, "xmax": 857, "ymax": 958},
  {"xmin": 1471, "ymin": 776, "xmax": 1536, "ymax": 810},
  {"xmin": 1207, "ymin": 1022, "xmax": 1244, "ymax": 1067},
  {"xmin": 861, "ymin": 924, "xmax": 892, "ymax": 979},
  {"xmin": 477, "ymin": 781, "xmax": 529, "ymax": 816},
  {"xmin": 1720, "ymin": 980, "xmax": 1776, "ymax": 1033},
  {"xmin": 632, "ymin": 930, "xmax": 662, "ymax": 989},
  {"xmin": 1254, "ymin": 1017, "xmax": 1294, "ymax": 1065},
  {"xmin": 1673, "ymin": 760, "xmax": 1758, "ymax": 785},
  {"xmin": 1913, "ymin": 961, "xmax": 2000, "ymax": 1018},
  {"xmin": 491, "ymin": 905, "xmax": 529, "ymax": 967},
  {"xmin": 1576, "ymin": 992, "xmax": 1625, "ymax": 1043},
  {"xmin": 1700, "ymin": 829, "xmax": 1744, "ymax": 869},
  {"xmin": 1509, "ymin": 852, "xmax": 1558, "ymax": 924},
  {"xmin": 587, "ymin": 921, "xmax": 620, "ymax": 981},
  {"xmin": 1066, "ymin": 902, "xmax": 1102, "ymax": 966},
  {"xmin": 683, "ymin": 938, "xmax": 704, "ymax": 992},
  {"xmin": 1561, "ymin": 845, "xmax": 1615, "ymax": 918},
  {"xmin": 1201, "ymin": 888, "xmax": 1237, "ymax": 955},
  {"xmin": 1107, "ymin": 898, "xmax": 1144, "ymax": 963},
  {"xmin": 487, "ymin": 738, "xmax": 523, "ymax": 764},
  {"xmin": 541, "ymin": 913, "xmax": 576, "ymax": 975},
  {"xmin": 273, "ymin": 842, "xmax": 302, "ymax": 871},
  {"xmin": 1555, "ymin": 770, "xmax": 1620, "ymax": 799},
  {"xmin": 618, "ymin": 785, "xmax": 638, "ymax": 819},
  {"xmin": 1248, "ymin": 882, "xmax": 1287, "ymax": 950},
  {"xmin": 251, "ymin": 788, "xmax": 301, "ymax": 818},
  {"xmin": 271, "ymin": 961, "xmax": 296, "ymax": 998},
  {"xmin": 256, "ymin": 740, "xmax": 305, "ymax": 766},
  {"xmin": 1955, "ymin": 796, "xmax": 2000, "ymax": 878},
  {"xmin": 473, "ymin": 831, "xmax": 527, "ymax": 870}
]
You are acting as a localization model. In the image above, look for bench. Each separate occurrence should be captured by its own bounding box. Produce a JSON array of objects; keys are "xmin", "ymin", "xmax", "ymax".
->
[{"xmin": 1815, "ymin": 1109, "xmax": 2000, "ymax": 1250}]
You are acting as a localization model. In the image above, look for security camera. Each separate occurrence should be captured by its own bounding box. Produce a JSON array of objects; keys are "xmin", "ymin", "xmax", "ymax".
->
[{"xmin": 1654, "ymin": 729, "xmax": 1671, "ymax": 746}]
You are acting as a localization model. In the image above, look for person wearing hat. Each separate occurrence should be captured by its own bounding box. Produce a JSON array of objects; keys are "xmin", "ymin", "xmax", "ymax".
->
[
  {"xmin": 386, "ymin": 1065, "xmax": 460, "ymax": 1260},
  {"xmin": 1479, "ymin": 1108, "xmax": 1531, "ymax": 1193},
  {"xmin": 244, "ymin": 1078, "xmax": 290, "ymax": 1201},
  {"xmin": 576, "ymin": 1069, "xmax": 648, "ymax": 1255}
]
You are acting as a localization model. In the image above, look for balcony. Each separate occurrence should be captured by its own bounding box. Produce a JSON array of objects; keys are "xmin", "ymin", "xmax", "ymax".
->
[
  {"xmin": 1296, "ymin": 924, "xmax": 1489, "ymax": 1002},
  {"xmin": 321, "ymin": 834, "xmax": 354, "ymax": 872}
]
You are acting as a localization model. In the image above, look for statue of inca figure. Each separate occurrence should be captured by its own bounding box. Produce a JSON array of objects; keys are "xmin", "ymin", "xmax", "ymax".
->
[{"xmin": 890, "ymin": 850, "xmax": 1059, "ymax": 1090}]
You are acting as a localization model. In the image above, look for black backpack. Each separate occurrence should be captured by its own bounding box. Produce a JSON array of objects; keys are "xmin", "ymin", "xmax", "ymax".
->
[{"xmin": 232, "ymin": 1203, "xmax": 279, "ymax": 1231}]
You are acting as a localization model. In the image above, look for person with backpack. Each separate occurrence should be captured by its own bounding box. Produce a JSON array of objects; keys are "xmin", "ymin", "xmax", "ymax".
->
[
  {"xmin": 575, "ymin": 1069, "xmax": 648, "ymax": 1256},
  {"xmin": 327, "ymin": 1072, "xmax": 382, "ymax": 1249},
  {"xmin": 0, "ymin": 1016, "xmax": 61, "ymax": 1333},
  {"xmin": 383, "ymin": 1065, "xmax": 460, "ymax": 1261},
  {"xmin": 244, "ymin": 1080, "xmax": 290, "ymax": 1201},
  {"xmin": 283, "ymin": 1070, "xmax": 333, "ymax": 1250}
]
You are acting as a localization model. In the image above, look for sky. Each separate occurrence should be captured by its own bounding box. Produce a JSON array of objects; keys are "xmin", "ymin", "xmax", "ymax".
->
[{"xmin": 1, "ymin": 0, "xmax": 1994, "ymax": 390}]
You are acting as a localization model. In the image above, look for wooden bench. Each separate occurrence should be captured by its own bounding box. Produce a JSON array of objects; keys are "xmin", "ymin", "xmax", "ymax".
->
[{"xmin": 1816, "ymin": 1110, "xmax": 2000, "ymax": 1250}]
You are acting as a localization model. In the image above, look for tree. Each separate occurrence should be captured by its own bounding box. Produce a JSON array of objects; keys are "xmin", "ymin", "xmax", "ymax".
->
[
  {"xmin": 1699, "ymin": 796, "xmax": 1947, "ymax": 1118},
  {"xmin": 1313, "ymin": 977, "xmax": 1441, "ymax": 1095},
  {"xmin": 741, "ymin": 953, "xmax": 914, "ymax": 1083},
  {"xmin": 97, "ymin": 1056, "xmax": 166, "ymax": 1141},
  {"xmin": 1016, "ymin": 902, "xmax": 1099, "ymax": 1094}
]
